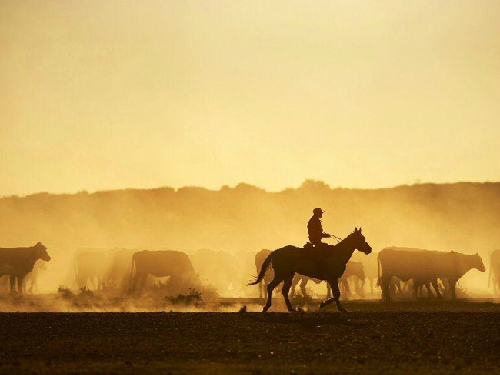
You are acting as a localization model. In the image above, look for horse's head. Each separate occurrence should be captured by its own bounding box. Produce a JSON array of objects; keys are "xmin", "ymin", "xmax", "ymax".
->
[{"xmin": 347, "ymin": 227, "xmax": 372, "ymax": 255}]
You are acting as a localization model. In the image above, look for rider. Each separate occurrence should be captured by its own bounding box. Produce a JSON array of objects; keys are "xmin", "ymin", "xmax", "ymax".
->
[{"xmin": 307, "ymin": 207, "xmax": 331, "ymax": 248}]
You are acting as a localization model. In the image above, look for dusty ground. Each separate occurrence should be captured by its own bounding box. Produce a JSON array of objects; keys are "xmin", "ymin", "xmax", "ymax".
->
[{"xmin": 0, "ymin": 301, "xmax": 499, "ymax": 374}]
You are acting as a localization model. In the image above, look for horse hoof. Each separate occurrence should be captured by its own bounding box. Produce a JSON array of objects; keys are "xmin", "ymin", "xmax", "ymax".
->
[
  {"xmin": 319, "ymin": 302, "xmax": 326, "ymax": 309},
  {"xmin": 339, "ymin": 308, "xmax": 349, "ymax": 314}
]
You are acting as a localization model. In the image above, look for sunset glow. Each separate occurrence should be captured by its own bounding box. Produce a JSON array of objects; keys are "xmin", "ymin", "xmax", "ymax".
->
[{"xmin": 1, "ymin": 1, "xmax": 499, "ymax": 196}]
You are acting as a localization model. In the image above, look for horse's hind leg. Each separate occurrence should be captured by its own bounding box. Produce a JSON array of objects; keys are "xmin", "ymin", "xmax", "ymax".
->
[
  {"xmin": 281, "ymin": 276, "xmax": 294, "ymax": 312},
  {"xmin": 263, "ymin": 276, "xmax": 283, "ymax": 313}
]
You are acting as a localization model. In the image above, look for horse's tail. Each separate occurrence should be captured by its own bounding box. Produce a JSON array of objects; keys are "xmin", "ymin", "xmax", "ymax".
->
[{"xmin": 248, "ymin": 253, "xmax": 273, "ymax": 286}]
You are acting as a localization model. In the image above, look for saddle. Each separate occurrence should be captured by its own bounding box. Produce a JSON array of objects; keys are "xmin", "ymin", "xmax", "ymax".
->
[
  {"xmin": 302, "ymin": 243, "xmax": 329, "ymax": 259},
  {"xmin": 301, "ymin": 242, "xmax": 330, "ymax": 278},
  {"xmin": 303, "ymin": 242, "xmax": 329, "ymax": 252}
]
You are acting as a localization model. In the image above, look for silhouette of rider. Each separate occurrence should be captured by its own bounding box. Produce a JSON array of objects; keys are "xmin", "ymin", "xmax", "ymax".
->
[{"xmin": 307, "ymin": 208, "xmax": 331, "ymax": 248}]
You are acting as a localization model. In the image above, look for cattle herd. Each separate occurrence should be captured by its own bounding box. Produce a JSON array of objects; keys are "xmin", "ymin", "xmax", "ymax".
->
[{"xmin": 0, "ymin": 241, "xmax": 499, "ymax": 303}]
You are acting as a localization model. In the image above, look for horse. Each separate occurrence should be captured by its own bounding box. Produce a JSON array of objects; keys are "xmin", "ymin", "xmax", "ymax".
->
[
  {"xmin": 249, "ymin": 227, "xmax": 372, "ymax": 313},
  {"xmin": 254, "ymin": 249, "xmax": 274, "ymax": 299}
]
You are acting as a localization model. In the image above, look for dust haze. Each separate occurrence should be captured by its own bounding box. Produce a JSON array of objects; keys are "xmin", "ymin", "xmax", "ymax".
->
[{"xmin": 0, "ymin": 180, "xmax": 498, "ymax": 311}]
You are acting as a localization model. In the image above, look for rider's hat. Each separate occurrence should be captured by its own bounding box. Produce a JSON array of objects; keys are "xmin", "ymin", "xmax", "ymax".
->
[{"xmin": 313, "ymin": 207, "xmax": 324, "ymax": 215}]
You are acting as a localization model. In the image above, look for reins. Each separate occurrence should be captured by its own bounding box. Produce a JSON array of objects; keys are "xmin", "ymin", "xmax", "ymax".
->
[{"xmin": 331, "ymin": 234, "xmax": 343, "ymax": 243}]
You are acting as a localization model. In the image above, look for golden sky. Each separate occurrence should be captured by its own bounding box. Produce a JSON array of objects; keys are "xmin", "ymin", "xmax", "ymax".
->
[{"xmin": 1, "ymin": 1, "xmax": 499, "ymax": 196}]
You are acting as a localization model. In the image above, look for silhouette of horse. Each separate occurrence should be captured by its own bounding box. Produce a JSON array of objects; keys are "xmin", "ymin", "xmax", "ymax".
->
[{"xmin": 249, "ymin": 227, "xmax": 372, "ymax": 313}]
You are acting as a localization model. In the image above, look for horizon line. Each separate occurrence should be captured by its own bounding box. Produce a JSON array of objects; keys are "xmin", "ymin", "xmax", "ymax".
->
[{"xmin": 2, "ymin": 179, "xmax": 499, "ymax": 199}]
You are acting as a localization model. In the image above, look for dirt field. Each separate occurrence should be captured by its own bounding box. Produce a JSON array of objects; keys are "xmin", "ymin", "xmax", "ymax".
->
[{"xmin": 0, "ymin": 301, "xmax": 499, "ymax": 374}]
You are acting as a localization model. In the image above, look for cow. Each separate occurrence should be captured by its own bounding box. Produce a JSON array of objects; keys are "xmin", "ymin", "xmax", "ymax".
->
[
  {"xmin": 74, "ymin": 250, "xmax": 110, "ymax": 290},
  {"xmin": 254, "ymin": 249, "xmax": 274, "ymax": 299},
  {"xmin": 131, "ymin": 250, "xmax": 197, "ymax": 293},
  {"xmin": 0, "ymin": 242, "xmax": 51, "ymax": 294},
  {"xmin": 378, "ymin": 247, "xmax": 485, "ymax": 301},
  {"xmin": 489, "ymin": 249, "xmax": 500, "ymax": 296},
  {"xmin": 412, "ymin": 277, "xmax": 453, "ymax": 299},
  {"xmin": 381, "ymin": 277, "xmax": 435, "ymax": 299},
  {"xmin": 385, "ymin": 277, "xmax": 415, "ymax": 299},
  {"xmin": 378, "ymin": 248, "xmax": 441, "ymax": 301},
  {"xmin": 412, "ymin": 279, "xmax": 434, "ymax": 298}
]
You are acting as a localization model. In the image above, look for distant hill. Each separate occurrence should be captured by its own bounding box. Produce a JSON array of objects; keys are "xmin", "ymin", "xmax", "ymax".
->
[{"xmin": 0, "ymin": 181, "xmax": 499, "ymax": 256}]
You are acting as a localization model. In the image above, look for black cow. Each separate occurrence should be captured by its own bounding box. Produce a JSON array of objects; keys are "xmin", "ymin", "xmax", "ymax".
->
[
  {"xmin": 131, "ymin": 250, "xmax": 197, "ymax": 292},
  {"xmin": 378, "ymin": 247, "xmax": 485, "ymax": 301},
  {"xmin": 0, "ymin": 242, "xmax": 51, "ymax": 294}
]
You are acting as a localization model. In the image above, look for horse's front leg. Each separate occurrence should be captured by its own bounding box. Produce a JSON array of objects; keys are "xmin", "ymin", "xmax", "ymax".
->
[
  {"xmin": 331, "ymin": 279, "xmax": 348, "ymax": 313},
  {"xmin": 319, "ymin": 278, "xmax": 348, "ymax": 313},
  {"xmin": 281, "ymin": 276, "xmax": 295, "ymax": 312}
]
